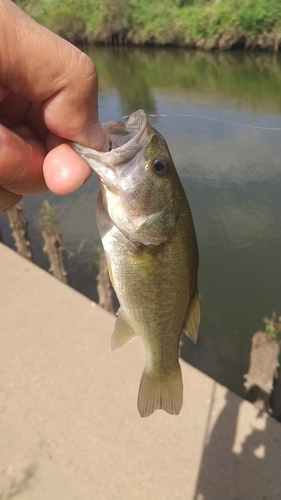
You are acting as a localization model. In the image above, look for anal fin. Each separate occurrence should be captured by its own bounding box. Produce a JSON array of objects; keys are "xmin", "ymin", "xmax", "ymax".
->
[
  {"xmin": 182, "ymin": 293, "xmax": 200, "ymax": 344},
  {"xmin": 111, "ymin": 309, "xmax": 137, "ymax": 351}
]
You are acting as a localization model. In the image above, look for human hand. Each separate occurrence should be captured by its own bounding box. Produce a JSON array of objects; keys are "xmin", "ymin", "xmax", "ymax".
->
[{"xmin": 0, "ymin": 0, "xmax": 105, "ymax": 213}]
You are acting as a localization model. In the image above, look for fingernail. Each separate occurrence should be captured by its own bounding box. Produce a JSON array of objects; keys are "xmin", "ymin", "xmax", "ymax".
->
[{"xmin": 86, "ymin": 121, "xmax": 106, "ymax": 150}]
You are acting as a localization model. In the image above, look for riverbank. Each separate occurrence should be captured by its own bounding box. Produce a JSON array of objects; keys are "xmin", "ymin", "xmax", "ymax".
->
[
  {"xmin": 16, "ymin": 0, "xmax": 281, "ymax": 52},
  {"xmin": 1, "ymin": 242, "xmax": 281, "ymax": 499}
]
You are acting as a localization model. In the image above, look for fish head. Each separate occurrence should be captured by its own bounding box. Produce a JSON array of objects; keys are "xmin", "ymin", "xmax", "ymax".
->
[{"xmin": 72, "ymin": 110, "xmax": 182, "ymax": 245}]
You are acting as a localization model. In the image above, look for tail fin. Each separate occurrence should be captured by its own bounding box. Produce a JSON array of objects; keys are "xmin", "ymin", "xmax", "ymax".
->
[{"xmin": 137, "ymin": 364, "xmax": 183, "ymax": 417}]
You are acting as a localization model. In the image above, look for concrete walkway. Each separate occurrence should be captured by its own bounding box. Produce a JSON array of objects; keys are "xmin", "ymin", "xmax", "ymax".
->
[{"xmin": 0, "ymin": 242, "xmax": 280, "ymax": 500}]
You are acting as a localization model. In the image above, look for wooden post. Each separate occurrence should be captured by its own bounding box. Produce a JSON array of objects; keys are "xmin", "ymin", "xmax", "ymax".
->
[
  {"xmin": 244, "ymin": 330, "xmax": 280, "ymax": 412},
  {"xmin": 7, "ymin": 205, "xmax": 32, "ymax": 261},
  {"xmin": 42, "ymin": 228, "xmax": 69, "ymax": 284},
  {"xmin": 41, "ymin": 201, "xmax": 69, "ymax": 284}
]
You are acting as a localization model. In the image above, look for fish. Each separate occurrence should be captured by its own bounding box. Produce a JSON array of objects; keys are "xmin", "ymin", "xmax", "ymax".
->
[{"xmin": 72, "ymin": 109, "xmax": 200, "ymax": 417}]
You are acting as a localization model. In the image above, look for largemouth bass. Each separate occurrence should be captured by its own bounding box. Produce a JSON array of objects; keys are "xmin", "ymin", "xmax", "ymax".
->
[{"xmin": 73, "ymin": 110, "xmax": 200, "ymax": 417}]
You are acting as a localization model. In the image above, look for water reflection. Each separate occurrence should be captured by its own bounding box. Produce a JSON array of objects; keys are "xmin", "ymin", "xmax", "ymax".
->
[
  {"xmin": 1, "ymin": 46, "xmax": 280, "ymax": 409},
  {"xmin": 88, "ymin": 46, "xmax": 157, "ymax": 116},
  {"xmin": 89, "ymin": 45, "xmax": 281, "ymax": 113}
]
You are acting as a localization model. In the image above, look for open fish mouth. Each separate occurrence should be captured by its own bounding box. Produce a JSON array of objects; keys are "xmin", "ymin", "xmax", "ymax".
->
[
  {"xmin": 103, "ymin": 109, "xmax": 148, "ymax": 151},
  {"xmin": 73, "ymin": 109, "xmax": 152, "ymax": 166}
]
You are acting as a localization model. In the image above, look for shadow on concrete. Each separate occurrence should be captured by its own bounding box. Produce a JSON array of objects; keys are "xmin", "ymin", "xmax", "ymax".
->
[{"xmin": 193, "ymin": 387, "xmax": 281, "ymax": 500}]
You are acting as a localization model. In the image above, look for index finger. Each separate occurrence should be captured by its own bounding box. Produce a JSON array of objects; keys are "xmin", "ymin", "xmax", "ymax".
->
[{"xmin": 0, "ymin": 0, "xmax": 105, "ymax": 149}]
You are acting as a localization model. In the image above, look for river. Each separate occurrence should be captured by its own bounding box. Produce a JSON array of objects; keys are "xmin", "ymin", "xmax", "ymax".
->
[{"xmin": 1, "ymin": 46, "xmax": 280, "ymax": 406}]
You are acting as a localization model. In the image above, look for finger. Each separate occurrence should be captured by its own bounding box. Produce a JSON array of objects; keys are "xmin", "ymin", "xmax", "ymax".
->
[
  {"xmin": 43, "ymin": 143, "xmax": 92, "ymax": 195},
  {"xmin": 25, "ymin": 102, "xmax": 48, "ymax": 139},
  {"xmin": 42, "ymin": 55, "xmax": 106, "ymax": 149},
  {"xmin": 0, "ymin": 124, "xmax": 47, "ymax": 195},
  {"xmin": 0, "ymin": 95, "xmax": 48, "ymax": 139},
  {"xmin": 0, "ymin": 85, "xmax": 9, "ymax": 102},
  {"xmin": 0, "ymin": 187, "xmax": 22, "ymax": 213},
  {"xmin": 1, "ymin": 0, "xmax": 105, "ymax": 149},
  {"xmin": 45, "ymin": 131, "xmax": 67, "ymax": 151},
  {"xmin": 0, "ymin": 92, "xmax": 31, "ymax": 128}
]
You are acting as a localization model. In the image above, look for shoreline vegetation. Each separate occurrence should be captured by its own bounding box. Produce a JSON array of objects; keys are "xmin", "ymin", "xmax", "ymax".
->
[{"xmin": 16, "ymin": 0, "xmax": 281, "ymax": 52}]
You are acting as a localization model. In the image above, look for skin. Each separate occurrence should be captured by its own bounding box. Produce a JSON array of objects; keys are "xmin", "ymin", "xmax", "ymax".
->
[{"xmin": 0, "ymin": 0, "xmax": 105, "ymax": 213}]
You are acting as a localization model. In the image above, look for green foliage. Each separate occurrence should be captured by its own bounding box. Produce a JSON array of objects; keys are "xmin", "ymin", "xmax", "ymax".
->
[
  {"xmin": 89, "ymin": 0, "xmax": 133, "ymax": 43},
  {"xmin": 180, "ymin": 0, "xmax": 281, "ymax": 41},
  {"xmin": 198, "ymin": 3, "xmax": 238, "ymax": 37},
  {"xmin": 14, "ymin": 0, "xmax": 46, "ymax": 18},
  {"xmin": 17, "ymin": 0, "xmax": 281, "ymax": 46},
  {"xmin": 40, "ymin": 200, "xmax": 57, "ymax": 230},
  {"xmin": 37, "ymin": 0, "xmax": 105, "ymax": 42},
  {"xmin": 178, "ymin": 5, "xmax": 205, "ymax": 41},
  {"xmin": 237, "ymin": 0, "xmax": 281, "ymax": 34},
  {"xmin": 128, "ymin": 0, "xmax": 183, "ymax": 44},
  {"xmin": 263, "ymin": 313, "xmax": 281, "ymax": 342}
]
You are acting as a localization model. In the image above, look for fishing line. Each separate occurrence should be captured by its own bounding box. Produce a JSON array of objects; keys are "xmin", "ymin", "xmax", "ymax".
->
[{"xmin": 123, "ymin": 113, "xmax": 281, "ymax": 131}]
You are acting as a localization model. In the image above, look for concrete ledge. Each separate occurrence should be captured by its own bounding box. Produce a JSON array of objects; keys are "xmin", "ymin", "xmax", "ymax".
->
[{"xmin": 1, "ymin": 243, "xmax": 280, "ymax": 499}]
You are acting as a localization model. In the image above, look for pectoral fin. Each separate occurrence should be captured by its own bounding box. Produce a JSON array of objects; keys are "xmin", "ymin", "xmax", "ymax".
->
[
  {"xmin": 182, "ymin": 293, "xmax": 200, "ymax": 344},
  {"xmin": 111, "ymin": 309, "xmax": 137, "ymax": 351}
]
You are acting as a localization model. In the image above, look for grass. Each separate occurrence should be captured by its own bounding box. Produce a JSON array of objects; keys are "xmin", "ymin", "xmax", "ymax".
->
[{"xmin": 15, "ymin": 0, "xmax": 281, "ymax": 50}]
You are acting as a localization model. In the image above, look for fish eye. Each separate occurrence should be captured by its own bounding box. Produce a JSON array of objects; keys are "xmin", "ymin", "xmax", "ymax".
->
[{"xmin": 153, "ymin": 157, "xmax": 169, "ymax": 177}]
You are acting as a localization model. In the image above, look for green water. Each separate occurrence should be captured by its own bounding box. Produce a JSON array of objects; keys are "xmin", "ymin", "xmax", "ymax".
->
[{"xmin": 1, "ymin": 46, "xmax": 280, "ymax": 409}]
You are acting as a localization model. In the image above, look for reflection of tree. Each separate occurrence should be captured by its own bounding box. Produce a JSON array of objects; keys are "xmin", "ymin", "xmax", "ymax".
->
[
  {"xmin": 90, "ymin": 46, "xmax": 157, "ymax": 117},
  {"xmin": 116, "ymin": 54, "xmax": 157, "ymax": 117},
  {"xmin": 88, "ymin": 46, "xmax": 281, "ymax": 114},
  {"xmin": 194, "ymin": 389, "xmax": 281, "ymax": 500}
]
